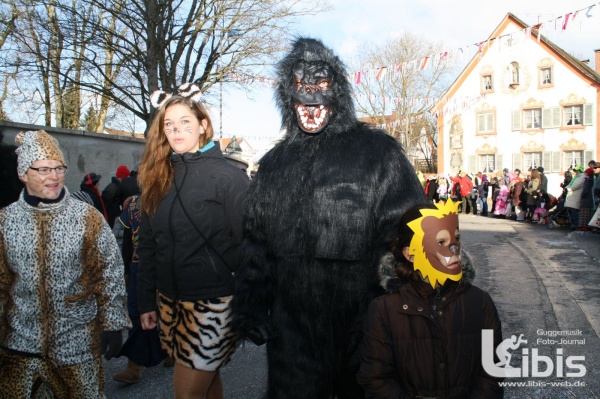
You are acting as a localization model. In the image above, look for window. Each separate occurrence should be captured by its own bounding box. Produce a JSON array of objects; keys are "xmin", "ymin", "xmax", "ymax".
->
[
  {"xmin": 564, "ymin": 105, "xmax": 582, "ymax": 126},
  {"xmin": 523, "ymin": 109, "xmax": 541, "ymax": 129},
  {"xmin": 540, "ymin": 67, "xmax": 552, "ymax": 85},
  {"xmin": 510, "ymin": 62, "xmax": 520, "ymax": 85},
  {"xmin": 564, "ymin": 151, "xmax": 583, "ymax": 169},
  {"xmin": 479, "ymin": 154, "xmax": 495, "ymax": 173},
  {"xmin": 524, "ymin": 152, "xmax": 542, "ymax": 170},
  {"xmin": 477, "ymin": 112, "xmax": 495, "ymax": 134},
  {"xmin": 482, "ymin": 75, "xmax": 493, "ymax": 91}
]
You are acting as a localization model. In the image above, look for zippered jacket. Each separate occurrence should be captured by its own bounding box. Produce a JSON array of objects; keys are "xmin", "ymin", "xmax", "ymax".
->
[{"xmin": 137, "ymin": 145, "xmax": 249, "ymax": 313}]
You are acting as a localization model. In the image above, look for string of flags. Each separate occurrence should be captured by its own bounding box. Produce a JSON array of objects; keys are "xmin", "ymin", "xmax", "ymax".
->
[{"xmin": 349, "ymin": 2, "xmax": 598, "ymax": 85}]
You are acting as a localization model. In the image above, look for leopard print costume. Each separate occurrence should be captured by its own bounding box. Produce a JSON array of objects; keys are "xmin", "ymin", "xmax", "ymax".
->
[
  {"xmin": 0, "ymin": 187, "xmax": 130, "ymax": 397},
  {"xmin": 14, "ymin": 130, "xmax": 66, "ymax": 178}
]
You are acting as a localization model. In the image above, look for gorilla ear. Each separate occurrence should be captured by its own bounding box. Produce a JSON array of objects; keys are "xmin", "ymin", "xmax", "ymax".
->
[{"xmin": 402, "ymin": 247, "xmax": 414, "ymax": 263}]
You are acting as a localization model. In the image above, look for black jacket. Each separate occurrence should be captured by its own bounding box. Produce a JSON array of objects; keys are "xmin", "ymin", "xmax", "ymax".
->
[
  {"xmin": 137, "ymin": 145, "xmax": 249, "ymax": 313},
  {"xmin": 121, "ymin": 171, "xmax": 141, "ymax": 201}
]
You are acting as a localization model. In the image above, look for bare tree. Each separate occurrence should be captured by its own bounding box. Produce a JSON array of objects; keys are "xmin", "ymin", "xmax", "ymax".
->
[
  {"xmin": 352, "ymin": 33, "xmax": 455, "ymax": 171},
  {"xmin": 2, "ymin": 0, "xmax": 329, "ymax": 133}
]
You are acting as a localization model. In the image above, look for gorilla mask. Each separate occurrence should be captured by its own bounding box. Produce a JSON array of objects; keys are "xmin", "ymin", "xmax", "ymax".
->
[
  {"xmin": 276, "ymin": 38, "xmax": 356, "ymax": 136},
  {"xmin": 293, "ymin": 61, "xmax": 333, "ymax": 133},
  {"xmin": 407, "ymin": 200, "xmax": 463, "ymax": 288}
]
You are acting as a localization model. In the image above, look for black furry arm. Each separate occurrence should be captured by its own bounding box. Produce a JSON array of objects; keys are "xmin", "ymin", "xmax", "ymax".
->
[{"xmin": 232, "ymin": 178, "xmax": 274, "ymax": 344}]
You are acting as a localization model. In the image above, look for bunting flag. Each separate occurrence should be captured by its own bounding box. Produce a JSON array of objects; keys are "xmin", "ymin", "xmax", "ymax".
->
[{"xmin": 348, "ymin": 2, "xmax": 597, "ymax": 88}]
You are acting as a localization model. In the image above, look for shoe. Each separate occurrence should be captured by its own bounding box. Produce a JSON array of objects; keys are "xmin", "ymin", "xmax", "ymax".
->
[
  {"xmin": 162, "ymin": 357, "xmax": 175, "ymax": 368},
  {"xmin": 113, "ymin": 360, "xmax": 143, "ymax": 384}
]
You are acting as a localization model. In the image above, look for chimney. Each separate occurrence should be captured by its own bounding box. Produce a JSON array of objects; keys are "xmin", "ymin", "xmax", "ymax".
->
[{"xmin": 595, "ymin": 49, "xmax": 600, "ymax": 73}]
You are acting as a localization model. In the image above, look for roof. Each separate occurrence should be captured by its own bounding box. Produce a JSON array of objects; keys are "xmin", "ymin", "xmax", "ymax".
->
[
  {"xmin": 104, "ymin": 127, "xmax": 145, "ymax": 139},
  {"xmin": 432, "ymin": 12, "xmax": 600, "ymax": 112}
]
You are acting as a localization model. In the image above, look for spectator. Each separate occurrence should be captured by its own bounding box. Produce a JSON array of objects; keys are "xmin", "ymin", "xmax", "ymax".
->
[
  {"xmin": 449, "ymin": 171, "xmax": 473, "ymax": 215},
  {"xmin": 0, "ymin": 130, "xmax": 130, "ymax": 397},
  {"xmin": 102, "ymin": 165, "xmax": 130, "ymax": 228},
  {"xmin": 479, "ymin": 174, "xmax": 490, "ymax": 216},
  {"xmin": 537, "ymin": 166, "xmax": 548, "ymax": 195},
  {"xmin": 72, "ymin": 172, "xmax": 109, "ymax": 223},
  {"xmin": 436, "ymin": 174, "xmax": 450, "ymax": 204},
  {"xmin": 120, "ymin": 168, "xmax": 141, "ymax": 201},
  {"xmin": 0, "ymin": 132, "xmax": 24, "ymax": 208},
  {"xmin": 525, "ymin": 169, "xmax": 541, "ymax": 222},
  {"xmin": 578, "ymin": 167, "xmax": 595, "ymax": 230},
  {"xmin": 565, "ymin": 165, "xmax": 585, "ymax": 230}
]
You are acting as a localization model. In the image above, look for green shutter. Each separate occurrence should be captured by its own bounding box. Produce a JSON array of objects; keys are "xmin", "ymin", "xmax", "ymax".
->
[
  {"xmin": 488, "ymin": 113, "xmax": 495, "ymax": 132},
  {"xmin": 584, "ymin": 150, "xmax": 594, "ymax": 165},
  {"xmin": 543, "ymin": 151, "xmax": 551, "ymax": 172},
  {"xmin": 552, "ymin": 107, "xmax": 561, "ymax": 128},
  {"xmin": 584, "ymin": 103, "xmax": 593, "ymax": 125},
  {"xmin": 468, "ymin": 156, "xmax": 476, "ymax": 173},
  {"xmin": 551, "ymin": 151, "xmax": 561, "ymax": 173},
  {"xmin": 512, "ymin": 153, "xmax": 522, "ymax": 171},
  {"xmin": 542, "ymin": 108, "xmax": 551, "ymax": 129},
  {"xmin": 496, "ymin": 154, "xmax": 503, "ymax": 171},
  {"xmin": 512, "ymin": 110, "xmax": 521, "ymax": 131},
  {"xmin": 478, "ymin": 114, "xmax": 485, "ymax": 132}
]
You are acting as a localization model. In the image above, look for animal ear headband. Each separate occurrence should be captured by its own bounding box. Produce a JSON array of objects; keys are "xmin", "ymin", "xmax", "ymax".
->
[{"xmin": 150, "ymin": 82, "xmax": 203, "ymax": 109}]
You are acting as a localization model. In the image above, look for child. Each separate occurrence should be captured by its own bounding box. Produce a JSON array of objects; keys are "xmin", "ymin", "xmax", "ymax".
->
[{"xmin": 357, "ymin": 200, "xmax": 504, "ymax": 398}]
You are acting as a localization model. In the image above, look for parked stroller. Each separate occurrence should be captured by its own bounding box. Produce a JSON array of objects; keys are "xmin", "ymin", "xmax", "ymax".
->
[{"xmin": 545, "ymin": 199, "xmax": 571, "ymax": 229}]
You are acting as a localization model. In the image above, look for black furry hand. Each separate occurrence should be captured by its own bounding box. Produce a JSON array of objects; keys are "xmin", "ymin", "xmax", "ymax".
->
[
  {"xmin": 100, "ymin": 330, "xmax": 123, "ymax": 360},
  {"xmin": 246, "ymin": 324, "xmax": 272, "ymax": 346}
]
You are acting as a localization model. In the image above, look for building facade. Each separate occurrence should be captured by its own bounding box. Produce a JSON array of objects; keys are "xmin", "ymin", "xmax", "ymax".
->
[{"xmin": 434, "ymin": 13, "xmax": 600, "ymax": 196}]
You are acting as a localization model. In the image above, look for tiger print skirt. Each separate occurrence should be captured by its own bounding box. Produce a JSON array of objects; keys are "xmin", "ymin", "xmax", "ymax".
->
[{"xmin": 157, "ymin": 292, "xmax": 237, "ymax": 371}]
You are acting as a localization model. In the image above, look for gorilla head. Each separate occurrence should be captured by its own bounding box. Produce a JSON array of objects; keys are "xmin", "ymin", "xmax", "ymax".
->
[{"xmin": 276, "ymin": 38, "xmax": 356, "ymax": 135}]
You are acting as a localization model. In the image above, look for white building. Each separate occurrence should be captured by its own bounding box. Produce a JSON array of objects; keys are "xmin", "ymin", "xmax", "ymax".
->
[{"xmin": 433, "ymin": 13, "xmax": 600, "ymax": 197}]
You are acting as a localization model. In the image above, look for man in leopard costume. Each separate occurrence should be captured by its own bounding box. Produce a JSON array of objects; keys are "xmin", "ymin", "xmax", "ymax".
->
[{"xmin": 0, "ymin": 130, "xmax": 130, "ymax": 398}]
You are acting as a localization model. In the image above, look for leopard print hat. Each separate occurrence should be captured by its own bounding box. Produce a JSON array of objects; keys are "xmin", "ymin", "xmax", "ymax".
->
[{"xmin": 15, "ymin": 130, "xmax": 66, "ymax": 177}]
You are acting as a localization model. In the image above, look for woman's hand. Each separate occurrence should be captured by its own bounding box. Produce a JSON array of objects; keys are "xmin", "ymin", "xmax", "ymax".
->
[{"xmin": 140, "ymin": 311, "xmax": 157, "ymax": 330}]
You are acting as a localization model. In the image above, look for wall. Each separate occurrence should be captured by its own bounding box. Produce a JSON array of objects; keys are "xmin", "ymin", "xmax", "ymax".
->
[{"xmin": 0, "ymin": 121, "xmax": 145, "ymax": 193}]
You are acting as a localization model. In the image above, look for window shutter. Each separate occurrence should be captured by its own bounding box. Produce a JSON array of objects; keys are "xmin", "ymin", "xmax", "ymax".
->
[
  {"xmin": 584, "ymin": 150, "xmax": 594, "ymax": 165},
  {"xmin": 584, "ymin": 103, "xmax": 593, "ymax": 125},
  {"xmin": 512, "ymin": 153, "xmax": 522, "ymax": 171},
  {"xmin": 478, "ymin": 114, "xmax": 485, "ymax": 132},
  {"xmin": 551, "ymin": 152, "xmax": 561, "ymax": 173},
  {"xmin": 543, "ymin": 151, "xmax": 551, "ymax": 172},
  {"xmin": 512, "ymin": 110, "xmax": 521, "ymax": 131},
  {"xmin": 542, "ymin": 108, "xmax": 551, "ymax": 129},
  {"xmin": 552, "ymin": 107, "xmax": 561, "ymax": 127},
  {"xmin": 496, "ymin": 154, "xmax": 503, "ymax": 171},
  {"xmin": 468, "ymin": 156, "xmax": 476, "ymax": 173},
  {"xmin": 487, "ymin": 113, "xmax": 495, "ymax": 132}
]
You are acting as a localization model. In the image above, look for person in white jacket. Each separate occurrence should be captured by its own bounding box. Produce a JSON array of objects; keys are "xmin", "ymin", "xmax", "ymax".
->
[
  {"xmin": 0, "ymin": 130, "xmax": 130, "ymax": 398},
  {"xmin": 564, "ymin": 165, "xmax": 585, "ymax": 229}
]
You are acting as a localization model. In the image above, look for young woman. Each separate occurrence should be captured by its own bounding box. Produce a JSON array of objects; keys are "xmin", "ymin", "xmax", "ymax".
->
[
  {"xmin": 137, "ymin": 94, "xmax": 249, "ymax": 399},
  {"xmin": 357, "ymin": 200, "xmax": 504, "ymax": 399}
]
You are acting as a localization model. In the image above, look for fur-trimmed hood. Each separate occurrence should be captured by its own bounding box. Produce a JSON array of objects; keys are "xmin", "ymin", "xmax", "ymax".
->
[{"xmin": 378, "ymin": 250, "xmax": 476, "ymax": 293}]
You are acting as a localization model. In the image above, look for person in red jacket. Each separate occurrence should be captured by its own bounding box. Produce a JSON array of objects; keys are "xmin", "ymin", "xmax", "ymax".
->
[
  {"xmin": 357, "ymin": 200, "xmax": 504, "ymax": 398},
  {"xmin": 448, "ymin": 171, "xmax": 474, "ymax": 214}
]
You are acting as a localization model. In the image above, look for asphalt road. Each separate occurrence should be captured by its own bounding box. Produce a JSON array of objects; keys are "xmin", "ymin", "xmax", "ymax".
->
[{"xmin": 102, "ymin": 214, "xmax": 600, "ymax": 399}]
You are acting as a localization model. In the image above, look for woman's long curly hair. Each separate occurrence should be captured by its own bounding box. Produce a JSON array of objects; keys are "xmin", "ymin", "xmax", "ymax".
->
[{"xmin": 138, "ymin": 95, "xmax": 214, "ymax": 216}]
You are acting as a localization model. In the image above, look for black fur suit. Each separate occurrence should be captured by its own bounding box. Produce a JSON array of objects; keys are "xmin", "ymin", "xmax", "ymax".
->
[{"xmin": 233, "ymin": 38, "xmax": 426, "ymax": 399}]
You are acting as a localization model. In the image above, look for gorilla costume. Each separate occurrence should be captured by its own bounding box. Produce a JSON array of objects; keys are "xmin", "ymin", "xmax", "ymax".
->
[{"xmin": 233, "ymin": 38, "xmax": 426, "ymax": 398}]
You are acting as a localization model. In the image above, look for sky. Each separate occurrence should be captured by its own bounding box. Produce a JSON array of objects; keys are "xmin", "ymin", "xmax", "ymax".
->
[{"xmin": 216, "ymin": 0, "xmax": 600, "ymax": 154}]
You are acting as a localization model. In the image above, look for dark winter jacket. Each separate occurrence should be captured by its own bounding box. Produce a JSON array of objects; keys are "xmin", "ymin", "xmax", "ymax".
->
[
  {"xmin": 580, "ymin": 175, "xmax": 595, "ymax": 209},
  {"xmin": 137, "ymin": 145, "xmax": 249, "ymax": 313},
  {"xmin": 121, "ymin": 171, "xmax": 141, "ymax": 201},
  {"xmin": 357, "ymin": 253, "xmax": 504, "ymax": 399},
  {"xmin": 102, "ymin": 176, "xmax": 123, "ymax": 228}
]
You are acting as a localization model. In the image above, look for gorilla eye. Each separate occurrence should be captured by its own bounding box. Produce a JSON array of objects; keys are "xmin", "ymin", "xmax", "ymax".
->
[
  {"xmin": 318, "ymin": 80, "xmax": 330, "ymax": 89},
  {"xmin": 295, "ymin": 80, "xmax": 302, "ymax": 90}
]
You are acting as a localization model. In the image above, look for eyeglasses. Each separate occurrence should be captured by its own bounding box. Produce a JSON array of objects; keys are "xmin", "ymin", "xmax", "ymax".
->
[{"xmin": 29, "ymin": 165, "xmax": 68, "ymax": 175}]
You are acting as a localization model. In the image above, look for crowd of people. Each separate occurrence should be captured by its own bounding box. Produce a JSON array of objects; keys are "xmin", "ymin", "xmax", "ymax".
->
[{"xmin": 422, "ymin": 161, "xmax": 600, "ymax": 231}]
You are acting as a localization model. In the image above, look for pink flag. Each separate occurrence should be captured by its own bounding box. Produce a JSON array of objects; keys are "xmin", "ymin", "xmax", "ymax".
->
[
  {"xmin": 562, "ymin": 12, "xmax": 572, "ymax": 30},
  {"xmin": 419, "ymin": 56, "xmax": 430, "ymax": 70},
  {"xmin": 355, "ymin": 72, "xmax": 362, "ymax": 84}
]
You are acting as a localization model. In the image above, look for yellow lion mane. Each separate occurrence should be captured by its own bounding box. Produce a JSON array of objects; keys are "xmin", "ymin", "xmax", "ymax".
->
[{"xmin": 407, "ymin": 199, "xmax": 461, "ymax": 288}]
